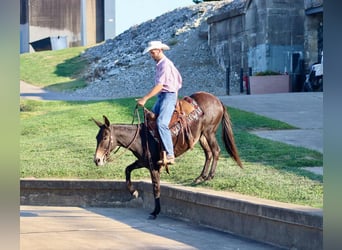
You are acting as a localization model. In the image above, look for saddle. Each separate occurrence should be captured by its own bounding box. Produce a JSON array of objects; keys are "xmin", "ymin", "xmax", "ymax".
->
[{"xmin": 144, "ymin": 96, "xmax": 203, "ymax": 151}]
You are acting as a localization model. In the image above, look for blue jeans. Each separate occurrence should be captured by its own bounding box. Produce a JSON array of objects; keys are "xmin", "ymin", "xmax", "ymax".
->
[{"xmin": 152, "ymin": 92, "xmax": 177, "ymax": 157}]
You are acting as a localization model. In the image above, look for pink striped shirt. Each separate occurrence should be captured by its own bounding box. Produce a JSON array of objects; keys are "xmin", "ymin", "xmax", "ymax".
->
[{"xmin": 155, "ymin": 56, "xmax": 182, "ymax": 93}]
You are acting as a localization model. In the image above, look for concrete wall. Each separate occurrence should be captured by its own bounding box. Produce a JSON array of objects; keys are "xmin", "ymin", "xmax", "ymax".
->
[
  {"xmin": 248, "ymin": 0, "xmax": 305, "ymax": 74},
  {"xmin": 207, "ymin": 0, "xmax": 312, "ymax": 94},
  {"xmin": 21, "ymin": 179, "xmax": 323, "ymax": 250},
  {"xmin": 207, "ymin": 2, "xmax": 246, "ymax": 92},
  {"xmin": 303, "ymin": 0, "xmax": 323, "ymax": 69},
  {"xmin": 85, "ymin": 0, "xmax": 97, "ymax": 45},
  {"xmin": 304, "ymin": 0, "xmax": 323, "ymax": 9},
  {"xmin": 84, "ymin": 0, "xmax": 105, "ymax": 45}
]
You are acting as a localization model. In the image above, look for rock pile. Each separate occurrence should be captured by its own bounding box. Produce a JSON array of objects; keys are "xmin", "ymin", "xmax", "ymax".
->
[{"xmin": 71, "ymin": 0, "xmax": 242, "ymax": 99}]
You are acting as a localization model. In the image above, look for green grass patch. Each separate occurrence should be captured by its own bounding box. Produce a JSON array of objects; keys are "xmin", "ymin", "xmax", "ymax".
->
[
  {"xmin": 20, "ymin": 47, "xmax": 89, "ymax": 91},
  {"xmin": 20, "ymin": 98, "xmax": 323, "ymax": 208}
]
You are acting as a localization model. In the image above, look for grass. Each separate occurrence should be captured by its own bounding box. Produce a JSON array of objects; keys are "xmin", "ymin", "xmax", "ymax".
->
[
  {"xmin": 20, "ymin": 47, "xmax": 323, "ymax": 208},
  {"xmin": 20, "ymin": 46, "xmax": 90, "ymax": 91},
  {"xmin": 20, "ymin": 99, "xmax": 323, "ymax": 208}
]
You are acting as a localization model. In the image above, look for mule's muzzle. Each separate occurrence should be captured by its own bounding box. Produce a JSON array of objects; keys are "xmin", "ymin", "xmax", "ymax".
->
[{"xmin": 94, "ymin": 155, "xmax": 105, "ymax": 166}]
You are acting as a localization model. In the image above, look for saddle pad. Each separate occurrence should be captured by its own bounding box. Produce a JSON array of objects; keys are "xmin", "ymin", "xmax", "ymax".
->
[{"xmin": 145, "ymin": 96, "xmax": 203, "ymax": 142}]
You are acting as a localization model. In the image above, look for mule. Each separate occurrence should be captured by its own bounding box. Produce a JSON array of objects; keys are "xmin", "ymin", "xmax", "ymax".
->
[{"xmin": 93, "ymin": 91, "xmax": 243, "ymax": 218}]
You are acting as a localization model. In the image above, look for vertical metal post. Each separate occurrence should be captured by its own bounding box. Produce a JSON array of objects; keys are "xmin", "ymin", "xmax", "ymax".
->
[
  {"xmin": 240, "ymin": 68, "xmax": 244, "ymax": 93},
  {"xmin": 247, "ymin": 67, "xmax": 252, "ymax": 95},
  {"xmin": 226, "ymin": 67, "xmax": 230, "ymax": 95}
]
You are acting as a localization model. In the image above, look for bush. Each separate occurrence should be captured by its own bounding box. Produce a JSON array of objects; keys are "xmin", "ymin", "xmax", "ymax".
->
[{"xmin": 255, "ymin": 70, "xmax": 281, "ymax": 76}]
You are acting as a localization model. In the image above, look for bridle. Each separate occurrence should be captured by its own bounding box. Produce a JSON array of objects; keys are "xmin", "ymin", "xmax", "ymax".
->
[
  {"xmin": 103, "ymin": 105, "xmax": 142, "ymax": 161},
  {"xmin": 102, "ymin": 131, "xmax": 114, "ymax": 160}
]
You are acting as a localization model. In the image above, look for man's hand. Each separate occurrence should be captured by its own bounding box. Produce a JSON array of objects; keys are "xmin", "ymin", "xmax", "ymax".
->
[
  {"xmin": 136, "ymin": 97, "xmax": 146, "ymax": 107},
  {"xmin": 136, "ymin": 83, "xmax": 162, "ymax": 107}
]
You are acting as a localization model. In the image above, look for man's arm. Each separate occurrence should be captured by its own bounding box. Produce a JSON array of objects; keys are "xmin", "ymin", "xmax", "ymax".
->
[{"xmin": 136, "ymin": 83, "xmax": 163, "ymax": 106}]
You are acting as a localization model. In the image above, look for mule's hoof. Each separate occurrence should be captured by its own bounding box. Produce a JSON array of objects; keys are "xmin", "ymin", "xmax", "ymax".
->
[
  {"xmin": 194, "ymin": 176, "xmax": 205, "ymax": 184},
  {"xmin": 148, "ymin": 214, "xmax": 157, "ymax": 220},
  {"xmin": 205, "ymin": 175, "xmax": 214, "ymax": 181},
  {"xmin": 132, "ymin": 190, "xmax": 139, "ymax": 198}
]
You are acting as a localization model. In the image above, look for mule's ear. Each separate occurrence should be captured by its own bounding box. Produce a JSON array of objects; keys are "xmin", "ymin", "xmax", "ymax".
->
[
  {"xmin": 92, "ymin": 117, "xmax": 103, "ymax": 127},
  {"xmin": 103, "ymin": 115, "xmax": 110, "ymax": 127}
]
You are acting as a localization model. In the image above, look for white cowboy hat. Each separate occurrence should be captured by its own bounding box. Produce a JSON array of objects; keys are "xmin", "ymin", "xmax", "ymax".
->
[{"xmin": 143, "ymin": 41, "xmax": 170, "ymax": 54}]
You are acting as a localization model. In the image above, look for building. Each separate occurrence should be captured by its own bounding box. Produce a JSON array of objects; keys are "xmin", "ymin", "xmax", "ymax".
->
[
  {"xmin": 20, "ymin": 0, "xmax": 115, "ymax": 53},
  {"xmin": 207, "ymin": 0, "xmax": 323, "ymax": 92},
  {"xmin": 20, "ymin": 0, "xmax": 193, "ymax": 53}
]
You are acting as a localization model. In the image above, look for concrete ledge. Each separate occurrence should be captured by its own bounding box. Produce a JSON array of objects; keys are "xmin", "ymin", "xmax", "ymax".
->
[
  {"xmin": 20, "ymin": 179, "xmax": 322, "ymax": 250},
  {"xmin": 20, "ymin": 179, "xmax": 143, "ymax": 208}
]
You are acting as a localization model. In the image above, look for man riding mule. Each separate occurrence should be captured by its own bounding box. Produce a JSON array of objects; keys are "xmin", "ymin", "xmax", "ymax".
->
[
  {"xmin": 136, "ymin": 40, "xmax": 182, "ymax": 165},
  {"xmin": 93, "ymin": 91, "xmax": 243, "ymax": 219}
]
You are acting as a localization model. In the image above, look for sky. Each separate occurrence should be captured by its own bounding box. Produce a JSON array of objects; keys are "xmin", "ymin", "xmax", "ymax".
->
[{"xmin": 115, "ymin": 0, "xmax": 195, "ymax": 35}]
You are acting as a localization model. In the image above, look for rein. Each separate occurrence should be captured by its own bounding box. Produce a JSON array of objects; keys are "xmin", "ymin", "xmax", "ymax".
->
[
  {"xmin": 112, "ymin": 105, "xmax": 154, "ymax": 169},
  {"xmin": 108, "ymin": 105, "xmax": 141, "ymax": 160},
  {"xmin": 143, "ymin": 107, "xmax": 155, "ymax": 171},
  {"xmin": 106, "ymin": 105, "xmax": 153, "ymax": 170},
  {"xmin": 124, "ymin": 105, "xmax": 142, "ymax": 149}
]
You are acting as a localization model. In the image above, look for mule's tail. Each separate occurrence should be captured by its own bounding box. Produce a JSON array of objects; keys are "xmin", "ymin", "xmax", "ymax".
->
[{"xmin": 221, "ymin": 102, "xmax": 243, "ymax": 168}]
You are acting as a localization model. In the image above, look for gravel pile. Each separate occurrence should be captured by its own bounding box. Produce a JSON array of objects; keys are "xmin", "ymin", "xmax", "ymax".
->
[{"xmin": 68, "ymin": 0, "xmax": 244, "ymax": 100}]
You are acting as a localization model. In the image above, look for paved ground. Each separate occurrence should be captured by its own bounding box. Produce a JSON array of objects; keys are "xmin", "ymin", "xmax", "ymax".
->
[
  {"xmin": 20, "ymin": 81, "xmax": 110, "ymax": 101},
  {"xmin": 20, "ymin": 206, "xmax": 282, "ymax": 250}
]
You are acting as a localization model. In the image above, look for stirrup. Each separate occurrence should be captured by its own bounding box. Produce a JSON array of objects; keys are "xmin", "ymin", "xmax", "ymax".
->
[
  {"xmin": 157, "ymin": 157, "xmax": 175, "ymax": 165},
  {"xmin": 157, "ymin": 151, "xmax": 175, "ymax": 166}
]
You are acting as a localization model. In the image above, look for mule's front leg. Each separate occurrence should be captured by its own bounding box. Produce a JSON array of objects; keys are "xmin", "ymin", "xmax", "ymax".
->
[
  {"xmin": 125, "ymin": 161, "xmax": 144, "ymax": 198},
  {"xmin": 149, "ymin": 168, "xmax": 161, "ymax": 219}
]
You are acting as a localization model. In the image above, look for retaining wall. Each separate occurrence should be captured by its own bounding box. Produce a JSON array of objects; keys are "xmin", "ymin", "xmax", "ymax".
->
[{"xmin": 20, "ymin": 179, "xmax": 322, "ymax": 250}]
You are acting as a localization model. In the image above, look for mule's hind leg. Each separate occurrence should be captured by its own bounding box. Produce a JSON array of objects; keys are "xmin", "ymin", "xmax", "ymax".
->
[
  {"xmin": 194, "ymin": 135, "xmax": 213, "ymax": 183},
  {"xmin": 203, "ymin": 132, "xmax": 221, "ymax": 181}
]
